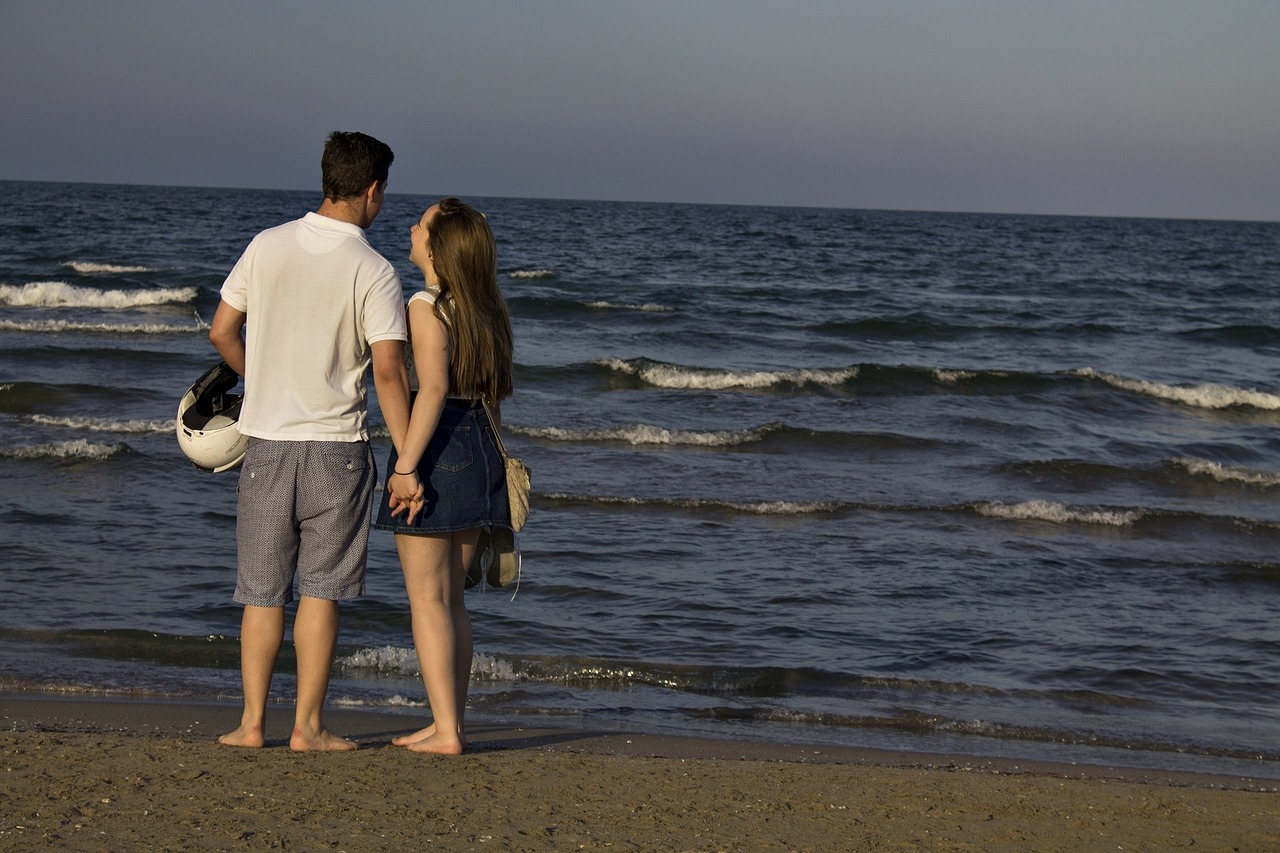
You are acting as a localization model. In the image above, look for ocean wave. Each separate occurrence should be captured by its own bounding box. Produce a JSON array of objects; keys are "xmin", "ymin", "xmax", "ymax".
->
[
  {"xmin": 0, "ymin": 319, "xmax": 198, "ymax": 334},
  {"xmin": 1, "ymin": 439, "xmax": 129, "ymax": 461},
  {"xmin": 337, "ymin": 646, "xmax": 520, "ymax": 682},
  {"xmin": 0, "ymin": 281, "xmax": 198, "ymax": 309},
  {"xmin": 542, "ymin": 492, "xmax": 1280, "ymax": 539},
  {"xmin": 601, "ymin": 357, "xmax": 858, "ymax": 391},
  {"xmin": 586, "ymin": 300, "xmax": 674, "ymax": 313},
  {"xmin": 339, "ymin": 647, "xmax": 800, "ymax": 693},
  {"xmin": 975, "ymin": 500, "xmax": 1142, "ymax": 526},
  {"xmin": 64, "ymin": 261, "xmax": 157, "ymax": 274},
  {"xmin": 507, "ymin": 269, "xmax": 554, "ymax": 279},
  {"xmin": 543, "ymin": 492, "xmax": 842, "ymax": 515},
  {"xmin": 933, "ymin": 369, "xmax": 978, "ymax": 384},
  {"xmin": 514, "ymin": 423, "xmax": 779, "ymax": 447},
  {"xmin": 30, "ymin": 415, "xmax": 175, "ymax": 435},
  {"xmin": 1071, "ymin": 367, "xmax": 1280, "ymax": 411},
  {"xmin": 1172, "ymin": 457, "xmax": 1280, "ymax": 488},
  {"xmin": 338, "ymin": 645, "xmax": 421, "ymax": 677}
]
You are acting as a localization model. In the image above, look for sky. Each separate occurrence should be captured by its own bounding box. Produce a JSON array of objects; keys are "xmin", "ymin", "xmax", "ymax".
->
[{"xmin": 1, "ymin": 1, "xmax": 1277, "ymax": 221}]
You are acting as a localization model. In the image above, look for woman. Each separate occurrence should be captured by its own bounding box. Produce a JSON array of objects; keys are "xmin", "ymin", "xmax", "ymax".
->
[{"xmin": 376, "ymin": 197, "xmax": 515, "ymax": 754}]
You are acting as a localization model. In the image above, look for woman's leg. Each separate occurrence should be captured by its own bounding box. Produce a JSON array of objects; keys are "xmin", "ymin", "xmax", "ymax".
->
[
  {"xmin": 448, "ymin": 529, "xmax": 480, "ymax": 735},
  {"xmin": 394, "ymin": 532, "xmax": 462, "ymax": 754},
  {"xmin": 392, "ymin": 528, "xmax": 480, "ymax": 753}
]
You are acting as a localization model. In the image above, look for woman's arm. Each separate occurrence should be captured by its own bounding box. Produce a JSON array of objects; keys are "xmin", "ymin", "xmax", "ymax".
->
[{"xmin": 387, "ymin": 297, "xmax": 450, "ymax": 522}]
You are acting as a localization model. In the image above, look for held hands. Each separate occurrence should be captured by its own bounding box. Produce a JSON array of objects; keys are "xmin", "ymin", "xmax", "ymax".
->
[{"xmin": 388, "ymin": 471, "xmax": 427, "ymax": 525}]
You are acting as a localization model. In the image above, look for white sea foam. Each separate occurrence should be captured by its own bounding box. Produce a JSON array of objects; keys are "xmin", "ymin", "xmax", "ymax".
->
[
  {"xmin": 65, "ymin": 261, "xmax": 156, "ymax": 274},
  {"xmin": 0, "ymin": 319, "xmax": 197, "ymax": 334},
  {"xmin": 331, "ymin": 694, "xmax": 429, "ymax": 710},
  {"xmin": 31, "ymin": 415, "xmax": 175, "ymax": 435},
  {"xmin": 1172, "ymin": 457, "xmax": 1280, "ymax": 488},
  {"xmin": 337, "ymin": 646, "xmax": 519, "ymax": 682},
  {"xmin": 976, "ymin": 499, "xmax": 1141, "ymax": 526},
  {"xmin": 2, "ymin": 439, "xmax": 127, "ymax": 461},
  {"xmin": 0, "ymin": 281, "xmax": 198, "ymax": 309},
  {"xmin": 934, "ymin": 369, "xmax": 977, "ymax": 383},
  {"xmin": 337, "ymin": 645, "xmax": 420, "ymax": 676},
  {"xmin": 508, "ymin": 269, "xmax": 554, "ymax": 279},
  {"xmin": 1071, "ymin": 367, "xmax": 1280, "ymax": 411},
  {"xmin": 602, "ymin": 358, "xmax": 858, "ymax": 391},
  {"xmin": 515, "ymin": 423, "xmax": 774, "ymax": 447},
  {"xmin": 586, "ymin": 300, "xmax": 674, "ymax": 313}
]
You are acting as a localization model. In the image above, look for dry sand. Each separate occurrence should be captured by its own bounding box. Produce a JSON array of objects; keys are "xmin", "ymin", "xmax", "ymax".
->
[{"xmin": 2, "ymin": 694, "xmax": 1276, "ymax": 851}]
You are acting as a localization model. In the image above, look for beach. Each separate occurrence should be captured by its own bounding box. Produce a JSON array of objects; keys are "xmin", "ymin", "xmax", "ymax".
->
[{"xmin": 3, "ymin": 695, "xmax": 1275, "ymax": 851}]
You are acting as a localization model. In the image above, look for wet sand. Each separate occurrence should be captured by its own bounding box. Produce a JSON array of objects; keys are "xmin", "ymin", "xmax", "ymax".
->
[{"xmin": 2, "ymin": 694, "xmax": 1276, "ymax": 851}]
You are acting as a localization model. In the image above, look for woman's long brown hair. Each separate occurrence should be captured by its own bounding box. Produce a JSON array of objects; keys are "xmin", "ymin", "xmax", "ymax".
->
[{"xmin": 427, "ymin": 197, "xmax": 514, "ymax": 402}]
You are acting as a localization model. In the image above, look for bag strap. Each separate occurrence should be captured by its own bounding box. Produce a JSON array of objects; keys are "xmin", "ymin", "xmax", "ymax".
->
[{"xmin": 481, "ymin": 400, "xmax": 510, "ymax": 458}]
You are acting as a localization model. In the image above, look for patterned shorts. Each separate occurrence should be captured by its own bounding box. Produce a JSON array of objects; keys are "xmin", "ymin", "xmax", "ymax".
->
[{"xmin": 233, "ymin": 438, "xmax": 375, "ymax": 607}]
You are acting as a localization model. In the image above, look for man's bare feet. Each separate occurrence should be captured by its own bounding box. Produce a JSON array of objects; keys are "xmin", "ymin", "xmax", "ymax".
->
[
  {"xmin": 218, "ymin": 724, "xmax": 265, "ymax": 748},
  {"xmin": 290, "ymin": 727, "xmax": 358, "ymax": 752},
  {"xmin": 405, "ymin": 731, "xmax": 465, "ymax": 755}
]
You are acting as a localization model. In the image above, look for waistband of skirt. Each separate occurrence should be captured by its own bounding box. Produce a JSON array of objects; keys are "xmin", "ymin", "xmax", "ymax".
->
[
  {"xmin": 444, "ymin": 396, "xmax": 485, "ymax": 410},
  {"xmin": 408, "ymin": 392, "xmax": 486, "ymax": 411}
]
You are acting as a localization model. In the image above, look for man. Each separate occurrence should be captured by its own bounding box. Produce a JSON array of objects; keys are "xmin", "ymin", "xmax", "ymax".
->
[{"xmin": 209, "ymin": 131, "xmax": 416, "ymax": 750}]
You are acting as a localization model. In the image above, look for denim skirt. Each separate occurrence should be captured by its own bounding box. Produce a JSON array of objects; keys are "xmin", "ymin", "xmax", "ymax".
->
[{"xmin": 373, "ymin": 398, "xmax": 511, "ymax": 535}]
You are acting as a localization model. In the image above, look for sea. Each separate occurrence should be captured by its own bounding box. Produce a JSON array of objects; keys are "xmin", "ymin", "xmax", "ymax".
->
[{"xmin": 2, "ymin": 179, "xmax": 1278, "ymax": 779}]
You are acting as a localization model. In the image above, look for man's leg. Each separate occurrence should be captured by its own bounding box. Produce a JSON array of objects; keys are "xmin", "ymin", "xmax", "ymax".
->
[
  {"xmin": 219, "ymin": 604, "xmax": 285, "ymax": 748},
  {"xmin": 289, "ymin": 595, "xmax": 357, "ymax": 751},
  {"xmin": 289, "ymin": 441, "xmax": 372, "ymax": 752}
]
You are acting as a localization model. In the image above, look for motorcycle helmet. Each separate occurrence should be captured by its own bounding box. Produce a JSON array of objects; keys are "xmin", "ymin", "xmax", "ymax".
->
[{"xmin": 176, "ymin": 361, "xmax": 247, "ymax": 473}]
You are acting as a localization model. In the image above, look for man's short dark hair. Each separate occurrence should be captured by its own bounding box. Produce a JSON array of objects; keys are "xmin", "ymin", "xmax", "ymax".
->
[{"xmin": 321, "ymin": 131, "xmax": 395, "ymax": 201}]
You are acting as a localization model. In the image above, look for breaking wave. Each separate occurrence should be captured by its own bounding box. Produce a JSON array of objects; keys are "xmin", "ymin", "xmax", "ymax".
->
[
  {"xmin": 1071, "ymin": 367, "xmax": 1280, "ymax": 411},
  {"xmin": 0, "ymin": 281, "xmax": 198, "ymax": 309},
  {"xmin": 586, "ymin": 301, "xmax": 674, "ymax": 312},
  {"xmin": 30, "ymin": 415, "xmax": 174, "ymax": 435},
  {"xmin": 513, "ymin": 423, "xmax": 779, "ymax": 447},
  {"xmin": 542, "ymin": 493, "xmax": 1164, "ymax": 528},
  {"xmin": 64, "ymin": 261, "xmax": 157, "ymax": 274},
  {"xmin": 1173, "ymin": 457, "xmax": 1280, "ymax": 488},
  {"xmin": 1, "ymin": 439, "xmax": 129, "ymax": 461},
  {"xmin": 601, "ymin": 357, "xmax": 858, "ymax": 391},
  {"xmin": 0, "ymin": 319, "xmax": 198, "ymax": 334},
  {"xmin": 975, "ymin": 500, "xmax": 1142, "ymax": 526}
]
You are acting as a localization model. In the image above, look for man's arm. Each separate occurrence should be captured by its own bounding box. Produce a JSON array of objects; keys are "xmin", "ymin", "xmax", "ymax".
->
[
  {"xmin": 371, "ymin": 337, "xmax": 422, "ymax": 519},
  {"xmin": 208, "ymin": 300, "xmax": 247, "ymax": 376},
  {"xmin": 371, "ymin": 338, "xmax": 412, "ymax": 454}
]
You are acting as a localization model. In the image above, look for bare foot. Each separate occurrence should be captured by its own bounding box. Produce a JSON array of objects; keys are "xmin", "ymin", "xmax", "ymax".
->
[
  {"xmin": 289, "ymin": 727, "xmax": 358, "ymax": 752},
  {"xmin": 391, "ymin": 723, "xmax": 436, "ymax": 747},
  {"xmin": 405, "ymin": 731, "xmax": 465, "ymax": 755},
  {"xmin": 218, "ymin": 724, "xmax": 265, "ymax": 748}
]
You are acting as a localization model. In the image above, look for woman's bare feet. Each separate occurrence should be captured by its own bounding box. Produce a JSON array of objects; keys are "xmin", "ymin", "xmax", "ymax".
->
[
  {"xmin": 218, "ymin": 724, "xmax": 265, "ymax": 748},
  {"xmin": 405, "ymin": 731, "xmax": 465, "ymax": 755},
  {"xmin": 392, "ymin": 723, "xmax": 466, "ymax": 754},
  {"xmin": 290, "ymin": 727, "xmax": 358, "ymax": 752},
  {"xmin": 392, "ymin": 723, "xmax": 436, "ymax": 747}
]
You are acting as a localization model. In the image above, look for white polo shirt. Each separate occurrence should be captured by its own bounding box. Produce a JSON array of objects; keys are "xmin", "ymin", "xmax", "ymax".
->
[{"xmin": 220, "ymin": 212, "xmax": 406, "ymax": 441}]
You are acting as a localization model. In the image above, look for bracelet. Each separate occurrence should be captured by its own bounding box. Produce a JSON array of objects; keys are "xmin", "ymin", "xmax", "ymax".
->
[{"xmin": 393, "ymin": 468, "xmax": 417, "ymax": 476}]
